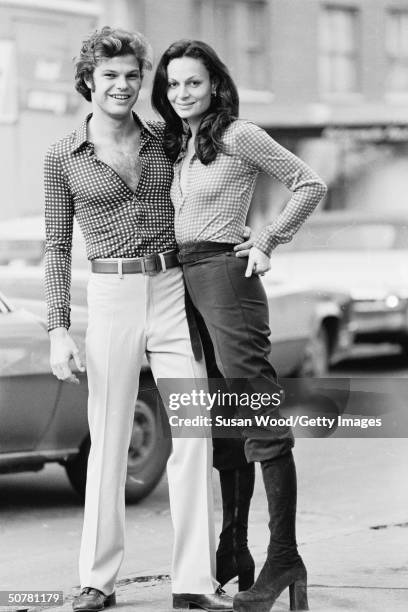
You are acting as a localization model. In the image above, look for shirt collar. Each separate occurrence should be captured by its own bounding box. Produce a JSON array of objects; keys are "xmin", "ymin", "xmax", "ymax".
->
[
  {"xmin": 71, "ymin": 114, "xmax": 90, "ymax": 153},
  {"xmin": 136, "ymin": 112, "xmax": 155, "ymax": 137},
  {"xmin": 70, "ymin": 111, "xmax": 155, "ymax": 154}
]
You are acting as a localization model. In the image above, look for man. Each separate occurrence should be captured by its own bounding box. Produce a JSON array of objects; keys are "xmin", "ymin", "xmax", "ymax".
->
[{"xmin": 45, "ymin": 26, "xmax": 232, "ymax": 612}]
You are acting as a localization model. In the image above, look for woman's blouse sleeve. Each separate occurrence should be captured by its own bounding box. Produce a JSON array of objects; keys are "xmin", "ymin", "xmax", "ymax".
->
[
  {"xmin": 234, "ymin": 122, "xmax": 327, "ymax": 256},
  {"xmin": 44, "ymin": 145, "xmax": 74, "ymax": 331}
]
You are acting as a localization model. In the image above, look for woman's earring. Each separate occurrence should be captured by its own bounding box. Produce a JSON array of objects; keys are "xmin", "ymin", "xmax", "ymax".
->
[{"xmin": 211, "ymin": 87, "xmax": 217, "ymax": 97}]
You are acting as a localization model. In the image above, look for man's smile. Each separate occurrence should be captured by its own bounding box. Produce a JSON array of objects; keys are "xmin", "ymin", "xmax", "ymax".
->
[{"xmin": 109, "ymin": 94, "xmax": 132, "ymax": 100}]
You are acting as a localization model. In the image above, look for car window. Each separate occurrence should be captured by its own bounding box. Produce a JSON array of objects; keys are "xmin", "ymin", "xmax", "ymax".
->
[{"xmin": 281, "ymin": 223, "xmax": 397, "ymax": 252}]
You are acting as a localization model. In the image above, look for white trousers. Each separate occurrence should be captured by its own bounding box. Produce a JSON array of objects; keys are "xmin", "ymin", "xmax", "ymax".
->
[{"xmin": 79, "ymin": 267, "xmax": 217, "ymax": 595}]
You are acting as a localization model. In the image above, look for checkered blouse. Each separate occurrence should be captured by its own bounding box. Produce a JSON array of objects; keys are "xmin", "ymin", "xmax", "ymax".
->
[
  {"xmin": 171, "ymin": 120, "xmax": 327, "ymax": 255},
  {"xmin": 44, "ymin": 113, "xmax": 175, "ymax": 331}
]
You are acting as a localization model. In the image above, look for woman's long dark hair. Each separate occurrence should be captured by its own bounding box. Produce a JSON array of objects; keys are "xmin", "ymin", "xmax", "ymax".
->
[{"xmin": 151, "ymin": 40, "xmax": 239, "ymax": 164}]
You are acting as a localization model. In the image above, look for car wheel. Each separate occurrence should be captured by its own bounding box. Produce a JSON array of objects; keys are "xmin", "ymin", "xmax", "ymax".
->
[
  {"xmin": 299, "ymin": 326, "xmax": 330, "ymax": 377},
  {"xmin": 65, "ymin": 391, "xmax": 171, "ymax": 504},
  {"xmin": 125, "ymin": 393, "xmax": 172, "ymax": 503}
]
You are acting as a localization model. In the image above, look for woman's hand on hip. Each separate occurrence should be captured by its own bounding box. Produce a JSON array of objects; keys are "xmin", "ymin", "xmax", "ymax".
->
[
  {"xmin": 245, "ymin": 246, "xmax": 271, "ymax": 277},
  {"xmin": 234, "ymin": 225, "xmax": 253, "ymax": 258}
]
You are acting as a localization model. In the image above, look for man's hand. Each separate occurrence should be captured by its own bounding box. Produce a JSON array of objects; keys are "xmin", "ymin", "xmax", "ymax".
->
[
  {"xmin": 245, "ymin": 246, "xmax": 271, "ymax": 277},
  {"xmin": 49, "ymin": 327, "xmax": 85, "ymax": 384},
  {"xmin": 234, "ymin": 225, "xmax": 253, "ymax": 258}
]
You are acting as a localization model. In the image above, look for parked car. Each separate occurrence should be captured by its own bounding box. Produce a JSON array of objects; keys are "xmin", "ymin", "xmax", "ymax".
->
[
  {"xmin": 0, "ymin": 290, "xmax": 172, "ymax": 503},
  {"xmin": 270, "ymin": 212, "xmax": 408, "ymax": 353},
  {"xmin": 262, "ymin": 275, "xmax": 351, "ymax": 376}
]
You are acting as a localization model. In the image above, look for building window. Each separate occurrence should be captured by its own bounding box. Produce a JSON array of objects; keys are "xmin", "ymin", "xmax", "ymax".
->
[
  {"xmin": 196, "ymin": 0, "xmax": 269, "ymax": 91},
  {"xmin": 319, "ymin": 6, "xmax": 359, "ymax": 95},
  {"xmin": 386, "ymin": 11, "xmax": 408, "ymax": 92}
]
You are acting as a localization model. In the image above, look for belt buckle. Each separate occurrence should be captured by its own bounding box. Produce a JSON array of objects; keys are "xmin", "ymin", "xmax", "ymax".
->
[
  {"xmin": 143, "ymin": 254, "xmax": 158, "ymax": 276},
  {"xmin": 158, "ymin": 253, "xmax": 167, "ymax": 272}
]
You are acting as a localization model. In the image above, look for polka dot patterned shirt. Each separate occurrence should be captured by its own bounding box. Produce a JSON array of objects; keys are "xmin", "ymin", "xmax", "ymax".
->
[
  {"xmin": 44, "ymin": 113, "xmax": 175, "ymax": 331},
  {"xmin": 172, "ymin": 120, "xmax": 327, "ymax": 254}
]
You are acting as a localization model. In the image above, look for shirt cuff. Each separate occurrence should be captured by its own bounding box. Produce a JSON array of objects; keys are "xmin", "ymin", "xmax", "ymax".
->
[
  {"xmin": 47, "ymin": 306, "xmax": 71, "ymax": 332},
  {"xmin": 253, "ymin": 231, "xmax": 280, "ymax": 257}
]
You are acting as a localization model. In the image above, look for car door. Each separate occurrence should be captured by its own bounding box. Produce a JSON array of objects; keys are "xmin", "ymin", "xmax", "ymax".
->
[
  {"xmin": 0, "ymin": 295, "xmax": 59, "ymax": 452},
  {"xmin": 263, "ymin": 276, "xmax": 316, "ymax": 375}
]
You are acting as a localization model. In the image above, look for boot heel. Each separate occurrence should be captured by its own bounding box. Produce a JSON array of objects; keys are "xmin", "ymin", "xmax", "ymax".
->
[
  {"xmin": 238, "ymin": 565, "xmax": 255, "ymax": 591},
  {"xmin": 289, "ymin": 579, "xmax": 309, "ymax": 611},
  {"xmin": 105, "ymin": 593, "xmax": 116, "ymax": 608},
  {"xmin": 172, "ymin": 595, "xmax": 191, "ymax": 609}
]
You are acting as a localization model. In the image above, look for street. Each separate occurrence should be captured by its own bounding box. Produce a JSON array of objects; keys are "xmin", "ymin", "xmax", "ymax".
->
[{"xmin": 1, "ymin": 349, "xmax": 407, "ymax": 604}]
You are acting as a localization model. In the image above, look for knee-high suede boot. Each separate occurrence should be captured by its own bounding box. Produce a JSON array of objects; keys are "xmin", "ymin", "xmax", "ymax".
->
[
  {"xmin": 233, "ymin": 452, "xmax": 308, "ymax": 612},
  {"xmin": 216, "ymin": 463, "xmax": 255, "ymax": 591}
]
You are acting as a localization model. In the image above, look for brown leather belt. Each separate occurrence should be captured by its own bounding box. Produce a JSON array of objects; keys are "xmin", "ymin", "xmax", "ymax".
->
[{"xmin": 91, "ymin": 250, "xmax": 180, "ymax": 275}]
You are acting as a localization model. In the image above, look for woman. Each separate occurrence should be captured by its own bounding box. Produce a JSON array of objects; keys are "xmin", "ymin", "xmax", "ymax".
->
[{"xmin": 152, "ymin": 40, "xmax": 327, "ymax": 612}]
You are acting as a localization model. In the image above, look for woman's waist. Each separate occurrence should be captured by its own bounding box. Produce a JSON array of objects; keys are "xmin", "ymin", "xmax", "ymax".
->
[
  {"xmin": 174, "ymin": 210, "xmax": 248, "ymax": 246},
  {"xmin": 178, "ymin": 241, "xmax": 238, "ymax": 264}
]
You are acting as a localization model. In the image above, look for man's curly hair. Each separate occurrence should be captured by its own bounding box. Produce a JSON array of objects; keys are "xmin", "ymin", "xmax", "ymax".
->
[{"xmin": 74, "ymin": 26, "xmax": 153, "ymax": 101}]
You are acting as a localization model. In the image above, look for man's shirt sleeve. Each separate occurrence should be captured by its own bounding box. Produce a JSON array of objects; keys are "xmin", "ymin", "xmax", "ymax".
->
[
  {"xmin": 234, "ymin": 122, "xmax": 327, "ymax": 256},
  {"xmin": 44, "ymin": 145, "xmax": 74, "ymax": 331}
]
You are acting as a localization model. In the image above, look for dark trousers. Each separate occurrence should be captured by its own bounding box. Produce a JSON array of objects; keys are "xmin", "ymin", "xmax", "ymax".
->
[
  {"xmin": 194, "ymin": 305, "xmax": 248, "ymax": 470},
  {"xmin": 180, "ymin": 243, "xmax": 294, "ymax": 464}
]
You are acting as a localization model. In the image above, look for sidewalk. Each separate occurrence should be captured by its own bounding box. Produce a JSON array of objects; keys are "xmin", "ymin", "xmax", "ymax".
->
[
  {"xmin": 11, "ymin": 511, "xmax": 407, "ymax": 612},
  {"xmin": 5, "ymin": 438, "xmax": 407, "ymax": 612},
  {"xmin": 13, "ymin": 523, "xmax": 408, "ymax": 612}
]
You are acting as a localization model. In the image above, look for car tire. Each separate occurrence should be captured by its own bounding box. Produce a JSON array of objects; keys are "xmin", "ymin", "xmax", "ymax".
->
[
  {"xmin": 298, "ymin": 325, "xmax": 330, "ymax": 377},
  {"xmin": 65, "ymin": 390, "xmax": 172, "ymax": 504}
]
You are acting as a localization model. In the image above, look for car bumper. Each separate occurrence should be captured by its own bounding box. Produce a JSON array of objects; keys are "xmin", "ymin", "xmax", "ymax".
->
[{"xmin": 350, "ymin": 302, "xmax": 408, "ymax": 342}]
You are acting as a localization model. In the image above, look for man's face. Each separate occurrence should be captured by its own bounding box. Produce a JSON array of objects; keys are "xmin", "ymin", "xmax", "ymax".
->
[{"xmin": 85, "ymin": 54, "xmax": 142, "ymax": 118}]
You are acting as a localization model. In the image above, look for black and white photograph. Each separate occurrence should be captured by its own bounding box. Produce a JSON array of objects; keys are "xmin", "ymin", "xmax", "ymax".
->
[{"xmin": 1, "ymin": 1, "xmax": 408, "ymax": 611}]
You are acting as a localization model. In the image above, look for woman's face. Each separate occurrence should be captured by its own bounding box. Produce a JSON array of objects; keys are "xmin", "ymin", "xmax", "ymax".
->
[{"xmin": 167, "ymin": 56, "xmax": 213, "ymax": 124}]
